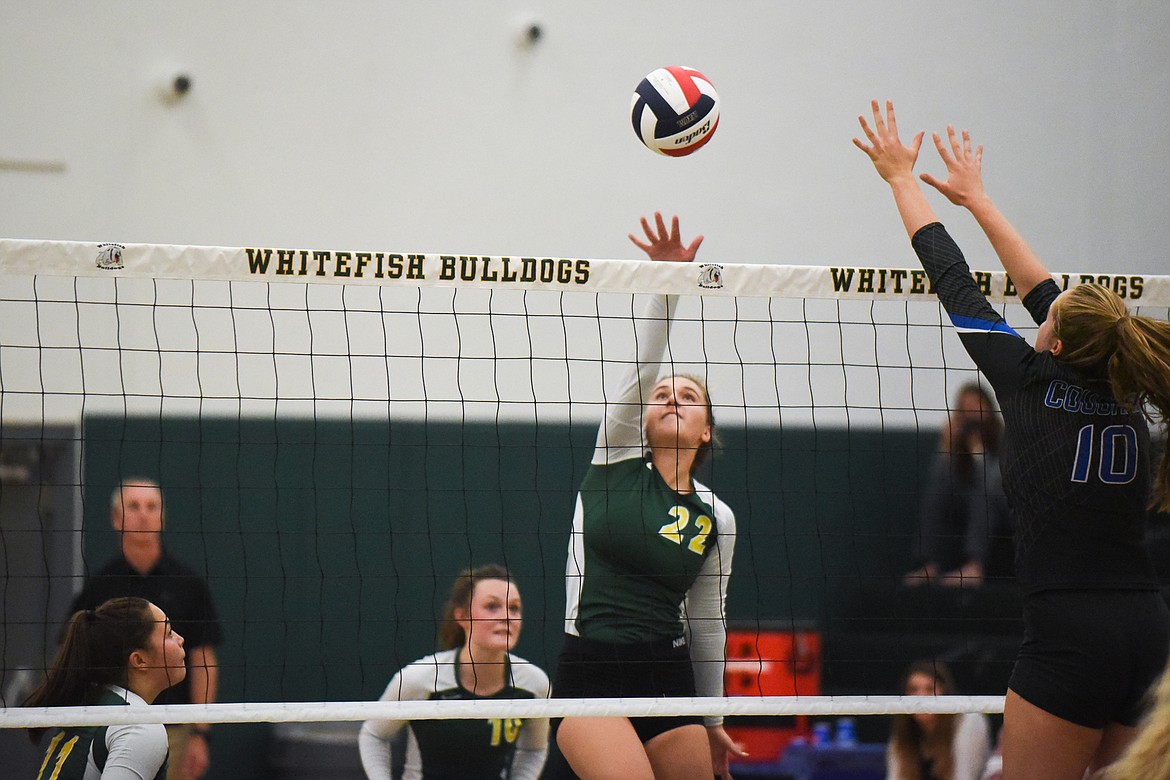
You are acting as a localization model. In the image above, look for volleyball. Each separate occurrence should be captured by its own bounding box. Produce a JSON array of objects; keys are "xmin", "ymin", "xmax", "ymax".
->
[{"xmin": 630, "ymin": 66, "xmax": 720, "ymax": 157}]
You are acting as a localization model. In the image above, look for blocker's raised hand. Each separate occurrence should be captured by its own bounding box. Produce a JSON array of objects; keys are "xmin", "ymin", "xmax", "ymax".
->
[
  {"xmin": 853, "ymin": 99, "xmax": 925, "ymax": 184},
  {"xmin": 920, "ymin": 124, "xmax": 987, "ymax": 209},
  {"xmin": 628, "ymin": 212, "xmax": 704, "ymax": 263}
]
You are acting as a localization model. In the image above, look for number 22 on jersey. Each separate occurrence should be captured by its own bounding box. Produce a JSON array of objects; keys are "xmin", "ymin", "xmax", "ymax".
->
[{"xmin": 657, "ymin": 505, "xmax": 712, "ymax": 554}]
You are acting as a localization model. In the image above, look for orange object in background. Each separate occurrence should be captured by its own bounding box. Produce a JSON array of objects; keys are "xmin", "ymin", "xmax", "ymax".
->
[{"xmin": 724, "ymin": 622, "xmax": 821, "ymax": 762}]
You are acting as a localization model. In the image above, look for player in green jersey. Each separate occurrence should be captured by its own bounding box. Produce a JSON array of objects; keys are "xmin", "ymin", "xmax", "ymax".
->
[
  {"xmin": 360, "ymin": 564, "xmax": 551, "ymax": 779},
  {"xmin": 25, "ymin": 597, "xmax": 187, "ymax": 780},
  {"xmin": 552, "ymin": 214, "xmax": 744, "ymax": 780}
]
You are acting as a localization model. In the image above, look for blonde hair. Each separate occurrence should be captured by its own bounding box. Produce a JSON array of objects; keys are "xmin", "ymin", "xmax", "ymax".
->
[
  {"xmin": 1096, "ymin": 663, "xmax": 1170, "ymax": 779},
  {"xmin": 1054, "ymin": 284, "xmax": 1170, "ymax": 511}
]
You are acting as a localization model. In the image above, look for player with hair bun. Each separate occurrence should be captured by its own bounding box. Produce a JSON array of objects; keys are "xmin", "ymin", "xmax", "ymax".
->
[{"xmin": 856, "ymin": 100, "xmax": 1170, "ymax": 780}]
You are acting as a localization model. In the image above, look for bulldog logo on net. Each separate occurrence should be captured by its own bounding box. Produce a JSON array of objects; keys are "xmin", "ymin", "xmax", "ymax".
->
[
  {"xmin": 697, "ymin": 263, "xmax": 723, "ymax": 289},
  {"xmin": 95, "ymin": 243, "xmax": 125, "ymax": 270}
]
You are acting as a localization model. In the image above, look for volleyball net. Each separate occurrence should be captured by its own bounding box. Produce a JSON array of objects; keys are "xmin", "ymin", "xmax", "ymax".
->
[{"xmin": 2, "ymin": 236, "xmax": 1167, "ymax": 731}]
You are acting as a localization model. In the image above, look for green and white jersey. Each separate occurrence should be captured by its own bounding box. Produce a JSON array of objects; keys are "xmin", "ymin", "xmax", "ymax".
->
[
  {"xmin": 358, "ymin": 648, "xmax": 551, "ymax": 780},
  {"xmin": 34, "ymin": 686, "xmax": 168, "ymax": 780},
  {"xmin": 563, "ymin": 293, "xmax": 736, "ymax": 701}
]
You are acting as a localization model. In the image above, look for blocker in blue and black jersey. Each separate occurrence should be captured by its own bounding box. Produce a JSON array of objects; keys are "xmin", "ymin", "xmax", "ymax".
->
[{"xmin": 911, "ymin": 221, "xmax": 1169, "ymax": 728}]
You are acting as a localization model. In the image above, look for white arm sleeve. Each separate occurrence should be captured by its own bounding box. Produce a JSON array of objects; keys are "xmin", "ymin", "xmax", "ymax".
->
[
  {"xmin": 100, "ymin": 722, "xmax": 169, "ymax": 780},
  {"xmin": 508, "ymin": 725, "xmax": 549, "ymax": 780},
  {"xmin": 952, "ymin": 712, "xmax": 992, "ymax": 780},
  {"xmin": 358, "ymin": 722, "xmax": 401, "ymax": 780},
  {"xmin": 683, "ymin": 491, "xmax": 735, "ymax": 726},
  {"xmin": 592, "ymin": 294, "xmax": 678, "ymax": 465},
  {"xmin": 508, "ymin": 661, "xmax": 551, "ymax": 780},
  {"xmin": 359, "ymin": 666, "xmax": 426, "ymax": 780}
]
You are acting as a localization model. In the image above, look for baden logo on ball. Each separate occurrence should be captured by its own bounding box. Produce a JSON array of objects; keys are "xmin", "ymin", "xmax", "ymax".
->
[{"xmin": 630, "ymin": 66, "xmax": 720, "ymax": 157}]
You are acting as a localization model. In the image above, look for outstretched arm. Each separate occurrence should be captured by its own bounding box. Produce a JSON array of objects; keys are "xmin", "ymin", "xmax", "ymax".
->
[
  {"xmin": 856, "ymin": 101, "xmax": 1036, "ymax": 393},
  {"xmin": 853, "ymin": 100, "xmax": 935, "ymax": 238},
  {"xmin": 920, "ymin": 125, "xmax": 1051, "ymax": 299},
  {"xmin": 592, "ymin": 213, "xmax": 701, "ymax": 465}
]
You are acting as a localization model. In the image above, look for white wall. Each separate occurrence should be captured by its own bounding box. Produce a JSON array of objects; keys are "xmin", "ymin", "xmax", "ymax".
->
[{"xmin": 3, "ymin": 1, "xmax": 1168, "ymax": 273}]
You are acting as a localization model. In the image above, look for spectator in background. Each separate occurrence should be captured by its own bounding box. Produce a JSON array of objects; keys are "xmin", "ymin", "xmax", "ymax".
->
[
  {"xmin": 70, "ymin": 478, "xmax": 222, "ymax": 780},
  {"xmin": 905, "ymin": 383, "xmax": 1010, "ymax": 588},
  {"xmin": 888, "ymin": 660, "xmax": 992, "ymax": 780}
]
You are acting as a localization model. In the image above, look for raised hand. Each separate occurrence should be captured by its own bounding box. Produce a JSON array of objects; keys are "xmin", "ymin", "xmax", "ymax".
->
[
  {"xmin": 920, "ymin": 125, "xmax": 987, "ymax": 208},
  {"xmin": 853, "ymin": 99, "xmax": 925, "ymax": 184},
  {"xmin": 854, "ymin": 100, "xmax": 937, "ymax": 237},
  {"xmin": 628, "ymin": 212, "xmax": 704, "ymax": 263}
]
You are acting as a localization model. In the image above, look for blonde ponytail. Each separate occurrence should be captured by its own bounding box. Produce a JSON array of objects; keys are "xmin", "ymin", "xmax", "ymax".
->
[{"xmin": 1054, "ymin": 284, "xmax": 1170, "ymax": 511}]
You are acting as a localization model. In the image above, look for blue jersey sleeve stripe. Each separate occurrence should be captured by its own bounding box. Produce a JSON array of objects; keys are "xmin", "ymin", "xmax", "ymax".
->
[{"xmin": 950, "ymin": 313, "xmax": 1019, "ymax": 337}]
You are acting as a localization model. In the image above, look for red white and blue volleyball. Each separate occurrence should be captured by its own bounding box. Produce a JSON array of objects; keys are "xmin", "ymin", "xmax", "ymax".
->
[{"xmin": 630, "ymin": 66, "xmax": 720, "ymax": 157}]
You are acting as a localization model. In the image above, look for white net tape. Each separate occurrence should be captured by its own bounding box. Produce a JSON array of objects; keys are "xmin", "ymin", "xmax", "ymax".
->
[
  {"xmin": 2, "ymin": 695, "xmax": 1005, "ymax": 728},
  {"xmin": 2, "ymin": 238, "xmax": 1165, "ymax": 303}
]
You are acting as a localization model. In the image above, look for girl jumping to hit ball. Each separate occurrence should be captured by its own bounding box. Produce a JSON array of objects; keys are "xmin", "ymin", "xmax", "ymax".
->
[{"xmin": 551, "ymin": 213, "xmax": 743, "ymax": 780}]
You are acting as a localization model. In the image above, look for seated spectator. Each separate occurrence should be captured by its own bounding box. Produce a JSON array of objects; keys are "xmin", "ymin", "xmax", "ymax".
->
[
  {"xmin": 905, "ymin": 384, "xmax": 1010, "ymax": 587},
  {"xmin": 888, "ymin": 660, "xmax": 991, "ymax": 780}
]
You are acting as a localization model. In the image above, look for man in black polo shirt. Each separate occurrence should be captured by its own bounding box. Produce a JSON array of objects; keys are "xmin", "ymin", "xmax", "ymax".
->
[{"xmin": 70, "ymin": 478, "xmax": 223, "ymax": 780}]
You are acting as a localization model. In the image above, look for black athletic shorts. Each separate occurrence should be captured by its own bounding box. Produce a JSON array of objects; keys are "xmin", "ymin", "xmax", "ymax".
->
[
  {"xmin": 1009, "ymin": 589, "xmax": 1170, "ymax": 728},
  {"xmin": 551, "ymin": 633, "xmax": 703, "ymax": 742}
]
